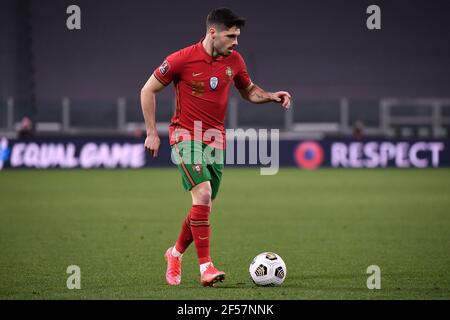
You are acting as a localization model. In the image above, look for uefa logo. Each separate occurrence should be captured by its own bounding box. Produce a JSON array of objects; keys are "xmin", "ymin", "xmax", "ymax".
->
[{"xmin": 294, "ymin": 141, "xmax": 324, "ymax": 170}]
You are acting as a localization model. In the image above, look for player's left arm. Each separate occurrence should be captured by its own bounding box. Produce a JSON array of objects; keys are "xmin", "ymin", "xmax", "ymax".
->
[{"xmin": 239, "ymin": 83, "xmax": 291, "ymax": 109}]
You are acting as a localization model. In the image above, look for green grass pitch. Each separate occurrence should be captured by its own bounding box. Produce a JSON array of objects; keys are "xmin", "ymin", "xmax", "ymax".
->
[{"xmin": 0, "ymin": 168, "xmax": 449, "ymax": 299}]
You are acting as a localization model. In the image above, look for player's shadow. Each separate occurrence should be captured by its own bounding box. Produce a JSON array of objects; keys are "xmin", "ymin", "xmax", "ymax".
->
[
  {"xmin": 210, "ymin": 282, "xmax": 295, "ymax": 289},
  {"xmin": 211, "ymin": 282, "xmax": 252, "ymax": 289}
]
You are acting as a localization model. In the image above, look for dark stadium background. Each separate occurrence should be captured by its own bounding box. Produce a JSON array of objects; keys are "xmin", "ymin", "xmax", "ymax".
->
[
  {"xmin": 2, "ymin": 0, "xmax": 450, "ymax": 130},
  {"xmin": 3, "ymin": 0, "xmax": 450, "ymax": 99}
]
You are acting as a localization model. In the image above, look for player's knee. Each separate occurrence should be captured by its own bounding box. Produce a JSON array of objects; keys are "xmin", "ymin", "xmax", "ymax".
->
[{"xmin": 195, "ymin": 188, "xmax": 212, "ymax": 205}]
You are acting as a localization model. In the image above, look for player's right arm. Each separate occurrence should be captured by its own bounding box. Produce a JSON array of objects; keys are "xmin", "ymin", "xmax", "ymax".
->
[
  {"xmin": 141, "ymin": 73, "xmax": 166, "ymax": 158},
  {"xmin": 141, "ymin": 52, "xmax": 182, "ymax": 157}
]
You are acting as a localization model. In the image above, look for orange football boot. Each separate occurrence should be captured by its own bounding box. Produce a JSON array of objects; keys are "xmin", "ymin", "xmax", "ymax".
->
[
  {"xmin": 201, "ymin": 263, "xmax": 225, "ymax": 287},
  {"xmin": 164, "ymin": 247, "xmax": 182, "ymax": 286}
]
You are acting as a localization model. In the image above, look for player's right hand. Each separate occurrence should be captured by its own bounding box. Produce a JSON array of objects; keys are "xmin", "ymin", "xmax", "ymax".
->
[{"xmin": 144, "ymin": 133, "xmax": 160, "ymax": 158}]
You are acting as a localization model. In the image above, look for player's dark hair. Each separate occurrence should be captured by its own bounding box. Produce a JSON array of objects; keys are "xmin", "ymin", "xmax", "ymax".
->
[{"xmin": 206, "ymin": 8, "xmax": 246, "ymax": 30}]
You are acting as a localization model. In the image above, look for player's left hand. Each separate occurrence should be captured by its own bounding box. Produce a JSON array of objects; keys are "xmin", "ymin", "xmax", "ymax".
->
[{"xmin": 271, "ymin": 91, "xmax": 292, "ymax": 109}]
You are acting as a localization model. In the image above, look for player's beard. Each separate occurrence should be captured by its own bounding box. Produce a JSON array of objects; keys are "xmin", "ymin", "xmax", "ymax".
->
[
  {"xmin": 214, "ymin": 42, "xmax": 233, "ymax": 57},
  {"xmin": 219, "ymin": 46, "xmax": 233, "ymax": 56}
]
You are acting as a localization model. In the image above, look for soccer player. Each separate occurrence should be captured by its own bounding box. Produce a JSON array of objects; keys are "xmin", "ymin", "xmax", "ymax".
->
[{"xmin": 140, "ymin": 8, "xmax": 291, "ymax": 287}]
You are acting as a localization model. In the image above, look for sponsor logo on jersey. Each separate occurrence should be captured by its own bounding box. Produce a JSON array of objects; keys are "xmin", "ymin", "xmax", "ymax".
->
[{"xmin": 209, "ymin": 77, "xmax": 219, "ymax": 90}]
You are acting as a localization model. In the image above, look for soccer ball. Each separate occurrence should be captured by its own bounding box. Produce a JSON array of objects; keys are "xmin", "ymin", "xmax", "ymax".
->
[{"xmin": 249, "ymin": 252, "xmax": 287, "ymax": 286}]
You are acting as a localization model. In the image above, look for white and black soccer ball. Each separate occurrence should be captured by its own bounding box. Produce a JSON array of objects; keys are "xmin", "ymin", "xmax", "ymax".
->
[{"xmin": 249, "ymin": 252, "xmax": 287, "ymax": 286}]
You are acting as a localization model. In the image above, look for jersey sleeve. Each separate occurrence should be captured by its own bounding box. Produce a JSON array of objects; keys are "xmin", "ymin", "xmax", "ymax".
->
[
  {"xmin": 153, "ymin": 51, "xmax": 184, "ymax": 86},
  {"xmin": 233, "ymin": 53, "xmax": 252, "ymax": 90}
]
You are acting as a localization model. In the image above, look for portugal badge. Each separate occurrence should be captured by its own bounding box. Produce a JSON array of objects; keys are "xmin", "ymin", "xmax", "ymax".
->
[
  {"xmin": 192, "ymin": 164, "xmax": 203, "ymax": 175},
  {"xmin": 225, "ymin": 66, "xmax": 233, "ymax": 78}
]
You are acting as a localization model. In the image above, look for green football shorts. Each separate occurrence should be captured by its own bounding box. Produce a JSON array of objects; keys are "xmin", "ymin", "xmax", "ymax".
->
[{"xmin": 171, "ymin": 140, "xmax": 224, "ymax": 200}]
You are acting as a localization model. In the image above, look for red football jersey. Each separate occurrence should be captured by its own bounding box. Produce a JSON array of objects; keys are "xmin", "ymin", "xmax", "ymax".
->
[{"xmin": 154, "ymin": 39, "xmax": 252, "ymax": 149}]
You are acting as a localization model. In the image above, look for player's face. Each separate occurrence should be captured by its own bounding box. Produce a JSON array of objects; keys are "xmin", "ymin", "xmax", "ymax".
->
[{"xmin": 213, "ymin": 26, "xmax": 240, "ymax": 56}]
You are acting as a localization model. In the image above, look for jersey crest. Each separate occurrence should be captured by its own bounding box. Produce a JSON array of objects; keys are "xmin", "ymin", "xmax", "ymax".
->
[
  {"xmin": 225, "ymin": 66, "xmax": 233, "ymax": 79},
  {"xmin": 192, "ymin": 164, "xmax": 203, "ymax": 175}
]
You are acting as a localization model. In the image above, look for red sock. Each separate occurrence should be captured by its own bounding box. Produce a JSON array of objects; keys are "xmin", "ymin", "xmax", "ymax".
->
[
  {"xmin": 189, "ymin": 205, "xmax": 211, "ymax": 265},
  {"xmin": 175, "ymin": 214, "xmax": 193, "ymax": 254}
]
